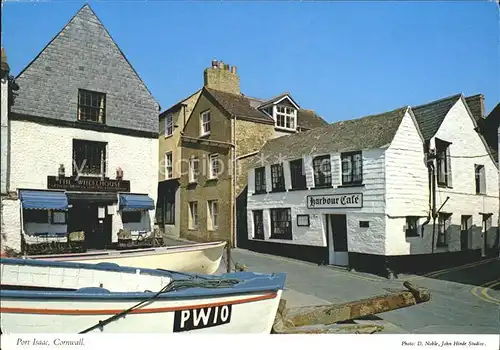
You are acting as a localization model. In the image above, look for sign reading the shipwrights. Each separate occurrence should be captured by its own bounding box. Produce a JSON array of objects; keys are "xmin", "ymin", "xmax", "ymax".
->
[
  {"xmin": 307, "ymin": 193, "xmax": 363, "ymax": 209},
  {"xmin": 47, "ymin": 176, "xmax": 131, "ymax": 193}
]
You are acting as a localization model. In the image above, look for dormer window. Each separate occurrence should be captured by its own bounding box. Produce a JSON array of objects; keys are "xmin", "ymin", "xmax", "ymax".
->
[{"xmin": 275, "ymin": 105, "xmax": 296, "ymax": 130}]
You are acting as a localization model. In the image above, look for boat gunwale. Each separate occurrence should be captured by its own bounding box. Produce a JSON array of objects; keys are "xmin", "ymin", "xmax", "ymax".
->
[
  {"xmin": 26, "ymin": 241, "xmax": 227, "ymax": 260},
  {"xmin": 0, "ymin": 291, "xmax": 280, "ymax": 315}
]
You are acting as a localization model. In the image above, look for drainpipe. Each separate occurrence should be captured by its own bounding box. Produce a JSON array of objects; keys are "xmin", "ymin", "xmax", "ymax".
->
[
  {"xmin": 233, "ymin": 115, "xmax": 238, "ymax": 249},
  {"xmin": 430, "ymin": 163, "xmax": 437, "ymax": 254},
  {"xmin": 421, "ymin": 162, "xmax": 433, "ymax": 236}
]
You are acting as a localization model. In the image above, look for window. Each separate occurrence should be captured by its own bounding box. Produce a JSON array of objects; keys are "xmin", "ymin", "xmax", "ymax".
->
[
  {"xmin": 201, "ymin": 110, "xmax": 211, "ymax": 136},
  {"xmin": 271, "ymin": 163, "xmax": 285, "ymax": 191},
  {"xmin": 270, "ymin": 208, "xmax": 292, "ymax": 240},
  {"xmin": 405, "ymin": 216, "xmax": 419, "ymax": 237},
  {"xmin": 436, "ymin": 139, "xmax": 452, "ymax": 187},
  {"xmin": 475, "ymin": 164, "xmax": 486, "ymax": 194},
  {"xmin": 275, "ymin": 105, "xmax": 296, "ymax": 130},
  {"xmin": 208, "ymin": 200, "xmax": 219, "ymax": 230},
  {"xmin": 77, "ymin": 89, "xmax": 105, "ymax": 123},
  {"xmin": 209, "ymin": 154, "xmax": 219, "ymax": 179},
  {"xmin": 72, "ymin": 139, "xmax": 107, "ymax": 176},
  {"xmin": 165, "ymin": 152, "xmax": 173, "ymax": 179},
  {"xmin": 297, "ymin": 214, "xmax": 310, "ymax": 227},
  {"xmin": 290, "ymin": 159, "xmax": 306, "ymax": 190},
  {"xmin": 341, "ymin": 151, "xmax": 363, "ymax": 185},
  {"xmin": 189, "ymin": 157, "xmax": 199, "ymax": 183},
  {"xmin": 437, "ymin": 213, "xmax": 451, "ymax": 247},
  {"xmin": 254, "ymin": 167, "xmax": 267, "ymax": 193},
  {"xmin": 23, "ymin": 209, "xmax": 48, "ymax": 223},
  {"xmin": 359, "ymin": 221, "xmax": 370, "ymax": 228},
  {"xmin": 51, "ymin": 211, "xmax": 67, "ymax": 225},
  {"xmin": 122, "ymin": 211, "xmax": 142, "ymax": 223},
  {"xmin": 165, "ymin": 199, "xmax": 175, "ymax": 225},
  {"xmin": 253, "ymin": 210, "xmax": 264, "ymax": 239},
  {"xmin": 189, "ymin": 202, "xmax": 198, "ymax": 229},
  {"xmin": 313, "ymin": 155, "xmax": 332, "ymax": 187},
  {"xmin": 165, "ymin": 114, "xmax": 173, "ymax": 137}
]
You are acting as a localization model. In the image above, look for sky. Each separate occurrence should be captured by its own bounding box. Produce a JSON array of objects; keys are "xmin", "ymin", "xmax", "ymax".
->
[{"xmin": 1, "ymin": 1, "xmax": 499, "ymax": 122}]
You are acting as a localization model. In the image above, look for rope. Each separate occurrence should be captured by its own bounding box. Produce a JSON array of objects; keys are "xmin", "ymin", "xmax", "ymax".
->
[{"xmin": 78, "ymin": 277, "xmax": 240, "ymax": 334}]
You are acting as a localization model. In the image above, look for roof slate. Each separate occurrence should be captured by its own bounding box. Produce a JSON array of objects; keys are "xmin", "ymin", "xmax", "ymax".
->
[
  {"xmin": 464, "ymin": 94, "xmax": 484, "ymax": 123},
  {"xmin": 204, "ymin": 88, "xmax": 328, "ymax": 129},
  {"xmin": 252, "ymin": 107, "xmax": 408, "ymax": 166},
  {"xmin": 411, "ymin": 94, "xmax": 462, "ymax": 140}
]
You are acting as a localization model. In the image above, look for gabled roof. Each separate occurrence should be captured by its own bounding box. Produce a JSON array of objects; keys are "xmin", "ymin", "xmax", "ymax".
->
[
  {"xmin": 205, "ymin": 88, "xmax": 275, "ymax": 124},
  {"xmin": 159, "ymin": 88, "xmax": 202, "ymax": 117},
  {"xmin": 257, "ymin": 92, "xmax": 300, "ymax": 110},
  {"xmin": 411, "ymin": 94, "xmax": 462, "ymax": 140},
  {"xmin": 464, "ymin": 94, "xmax": 485, "ymax": 123},
  {"xmin": 14, "ymin": 4, "xmax": 159, "ymax": 108},
  {"xmin": 252, "ymin": 107, "xmax": 408, "ymax": 166},
  {"xmin": 202, "ymin": 88, "xmax": 328, "ymax": 129}
]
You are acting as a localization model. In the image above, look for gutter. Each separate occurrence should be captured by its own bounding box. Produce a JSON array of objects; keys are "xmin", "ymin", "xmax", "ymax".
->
[
  {"xmin": 237, "ymin": 151, "xmax": 259, "ymax": 160},
  {"xmin": 180, "ymin": 135, "xmax": 235, "ymax": 148}
]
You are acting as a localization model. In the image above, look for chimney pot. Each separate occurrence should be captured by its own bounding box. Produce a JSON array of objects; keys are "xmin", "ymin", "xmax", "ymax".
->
[
  {"xmin": 212, "ymin": 59, "xmax": 218, "ymax": 68},
  {"xmin": 218, "ymin": 61, "xmax": 224, "ymax": 69},
  {"xmin": 231, "ymin": 66, "xmax": 237, "ymax": 74}
]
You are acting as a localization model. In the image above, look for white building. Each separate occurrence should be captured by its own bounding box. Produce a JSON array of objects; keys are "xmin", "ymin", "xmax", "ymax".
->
[
  {"xmin": 1, "ymin": 5, "xmax": 159, "ymax": 254},
  {"xmin": 246, "ymin": 94, "xmax": 499, "ymax": 275}
]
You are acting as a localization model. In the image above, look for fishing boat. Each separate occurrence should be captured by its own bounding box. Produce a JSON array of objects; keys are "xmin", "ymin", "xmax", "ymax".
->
[
  {"xmin": 27, "ymin": 240, "xmax": 227, "ymax": 275},
  {"xmin": 0, "ymin": 257, "xmax": 286, "ymax": 334}
]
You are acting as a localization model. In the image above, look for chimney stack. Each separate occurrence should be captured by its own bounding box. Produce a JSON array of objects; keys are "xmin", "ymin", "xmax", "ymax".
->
[{"xmin": 203, "ymin": 59, "xmax": 240, "ymax": 95}]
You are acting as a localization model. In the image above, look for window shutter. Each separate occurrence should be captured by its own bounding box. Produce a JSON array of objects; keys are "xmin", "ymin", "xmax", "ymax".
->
[
  {"xmin": 446, "ymin": 146, "xmax": 452, "ymax": 187},
  {"xmin": 480, "ymin": 167, "xmax": 486, "ymax": 194}
]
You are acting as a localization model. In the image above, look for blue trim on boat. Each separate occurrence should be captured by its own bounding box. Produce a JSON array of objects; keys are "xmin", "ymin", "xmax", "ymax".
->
[
  {"xmin": 0, "ymin": 258, "xmax": 287, "ymax": 301},
  {"xmin": 19, "ymin": 190, "xmax": 69, "ymax": 210},
  {"xmin": 119, "ymin": 193, "xmax": 155, "ymax": 211}
]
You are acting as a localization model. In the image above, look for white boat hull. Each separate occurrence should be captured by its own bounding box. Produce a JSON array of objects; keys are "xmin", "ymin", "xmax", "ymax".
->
[
  {"xmin": 28, "ymin": 241, "xmax": 226, "ymax": 274},
  {"xmin": 1, "ymin": 290, "xmax": 282, "ymax": 334}
]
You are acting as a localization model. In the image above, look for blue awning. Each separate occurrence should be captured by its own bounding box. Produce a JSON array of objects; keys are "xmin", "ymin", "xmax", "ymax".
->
[
  {"xmin": 19, "ymin": 190, "xmax": 69, "ymax": 210},
  {"xmin": 119, "ymin": 194, "xmax": 155, "ymax": 211}
]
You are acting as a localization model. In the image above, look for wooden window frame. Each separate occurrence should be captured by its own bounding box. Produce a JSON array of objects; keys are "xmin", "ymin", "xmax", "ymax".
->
[
  {"xmin": 270, "ymin": 208, "xmax": 292, "ymax": 240},
  {"xmin": 253, "ymin": 210, "xmax": 265, "ymax": 239},
  {"xmin": 209, "ymin": 154, "xmax": 219, "ymax": 179},
  {"xmin": 254, "ymin": 167, "xmax": 267, "ymax": 194},
  {"xmin": 436, "ymin": 139, "xmax": 452, "ymax": 187},
  {"xmin": 165, "ymin": 114, "xmax": 174, "ymax": 137},
  {"xmin": 72, "ymin": 139, "xmax": 107, "ymax": 177},
  {"xmin": 208, "ymin": 200, "xmax": 219, "ymax": 231},
  {"xmin": 341, "ymin": 151, "xmax": 363, "ymax": 185},
  {"xmin": 200, "ymin": 110, "xmax": 211, "ymax": 136},
  {"xmin": 475, "ymin": 164, "xmax": 486, "ymax": 195},
  {"xmin": 275, "ymin": 105, "xmax": 296, "ymax": 130},
  {"xmin": 271, "ymin": 163, "xmax": 285, "ymax": 192},
  {"xmin": 437, "ymin": 213, "xmax": 451, "ymax": 247},
  {"xmin": 50, "ymin": 210, "xmax": 67, "ymax": 225},
  {"xmin": 77, "ymin": 89, "xmax": 106, "ymax": 124},
  {"xmin": 405, "ymin": 216, "xmax": 420, "ymax": 237},
  {"xmin": 189, "ymin": 202, "xmax": 198, "ymax": 229},
  {"xmin": 313, "ymin": 155, "xmax": 332, "ymax": 188},
  {"xmin": 164, "ymin": 199, "xmax": 175, "ymax": 225},
  {"xmin": 189, "ymin": 157, "xmax": 199, "ymax": 183},
  {"xmin": 165, "ymin": 152, "xmax": 173, "ymax": 179}
]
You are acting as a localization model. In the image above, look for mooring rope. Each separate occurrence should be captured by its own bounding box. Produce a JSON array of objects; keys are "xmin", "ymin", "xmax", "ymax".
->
[{"xmin": 78, "ymin": 277, "xmax": 241, "ymax": 334}]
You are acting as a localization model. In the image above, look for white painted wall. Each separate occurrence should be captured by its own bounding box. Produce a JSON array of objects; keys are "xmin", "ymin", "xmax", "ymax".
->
[
  {"xmin": 385, "ymin": 109, "xmax": 428, "ymax": 255},
  {"xmin": 5, "ymin": 120, "xmax": 159, "ymax": 248},
  {"xmin": 247, "ymin": 149, "xmax": 387, "ymax": 254},
  {"xmin": 387, "ymin": 99, "xmax": 499, "ymax": 256},
  {"xmin": 0, "ymin": 199, "xmax": 21, "ymax": 252},
  {"xmin": 1, "ymin": 78, "xmax": 8, "ymax": 195}
]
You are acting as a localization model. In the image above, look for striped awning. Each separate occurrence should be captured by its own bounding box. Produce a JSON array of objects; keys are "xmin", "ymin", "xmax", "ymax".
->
[
  {"xmin": 19, "ymin": 190, "xmax": 69, "ymax": 210},
  {"xmin": 119, "ymin": 194, "xmax": 155, "ymax": 211}
]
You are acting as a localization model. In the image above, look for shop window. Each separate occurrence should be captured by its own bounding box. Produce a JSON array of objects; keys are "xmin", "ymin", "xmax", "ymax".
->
[
  {"xmin": 122, "ymin": 211, "xmax": 142, "ymax": 223},
  {"xmin": 23, "ymin": 209, "xmax": 49, "ymax": 223},
  {"xmin": 270, "ymin": 208, "xmax": 292, "ymax": 240}
]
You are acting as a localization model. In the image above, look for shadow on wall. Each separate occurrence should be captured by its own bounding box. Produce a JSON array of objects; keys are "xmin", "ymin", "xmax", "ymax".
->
[
  {"xmin": 120, "ymin": 211, "xmax": 152, "ymax": 232},
  {"xmin": 236, "ymin": 186, "xmax": 248, "ymax": 249}
]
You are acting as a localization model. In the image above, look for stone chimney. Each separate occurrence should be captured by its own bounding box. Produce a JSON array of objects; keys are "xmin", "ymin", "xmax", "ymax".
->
[{"xmin": 203, "ymin": 59, "xmax": 240, "ymax": 95}]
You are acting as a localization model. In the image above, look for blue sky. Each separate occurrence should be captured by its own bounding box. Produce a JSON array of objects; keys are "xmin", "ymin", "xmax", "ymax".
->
[{"xmin": 2, "ymin": 1, "xmax": 499, "ymax": 122}]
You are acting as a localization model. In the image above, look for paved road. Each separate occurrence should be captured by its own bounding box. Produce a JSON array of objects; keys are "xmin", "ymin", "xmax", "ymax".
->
[{"xmin": 225, "ymin": 249, "xmax": 500, "ymax": 334}]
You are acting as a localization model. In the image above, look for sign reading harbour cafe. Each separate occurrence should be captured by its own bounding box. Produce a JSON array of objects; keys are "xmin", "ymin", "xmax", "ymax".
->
[{"xmin": 307, "ymin": 193, "xmax": 363, "ymax": 209}]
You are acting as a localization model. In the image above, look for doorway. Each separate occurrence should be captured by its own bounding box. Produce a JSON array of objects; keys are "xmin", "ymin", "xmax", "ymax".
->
[
  {"xmin": 326, "ymin": 214, "xmax": 348, "ymax": 266},
  {"xmin": 68, "ymin": 203, "xmax": 112, "ymax": 250},
  {"xmin": 460, "ymin": 215, "xmax": 472, "ymax": 251}
]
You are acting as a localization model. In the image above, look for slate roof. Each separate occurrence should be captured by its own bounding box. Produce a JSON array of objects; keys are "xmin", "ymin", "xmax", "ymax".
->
[
  {"xmin": 464, "ymin": 94, "xmax": 485, "ymax": 122},
  {"xmin": 205, "ymin": 88, "xmax": 275, "ymax": 124},
  {"xmin": 411, "ymin": 94, "xmax": 462, "ymax": 140},
  {"xmin": 203, "ymin": 88, "xmax": 328, "ymax": 129},
  {"xmin": 252, "ymin": 107, "xmax": 408, "ymax": 166}
]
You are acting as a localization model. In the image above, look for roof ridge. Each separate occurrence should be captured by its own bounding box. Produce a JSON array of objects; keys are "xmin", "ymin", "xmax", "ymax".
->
[
  {"xmin": 330, "ymin": 106, "xmax": 407, "ymax": 125},
  {"xmin": 412, "ymin": 93, "xmax": 462, "ymax": 110}
]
